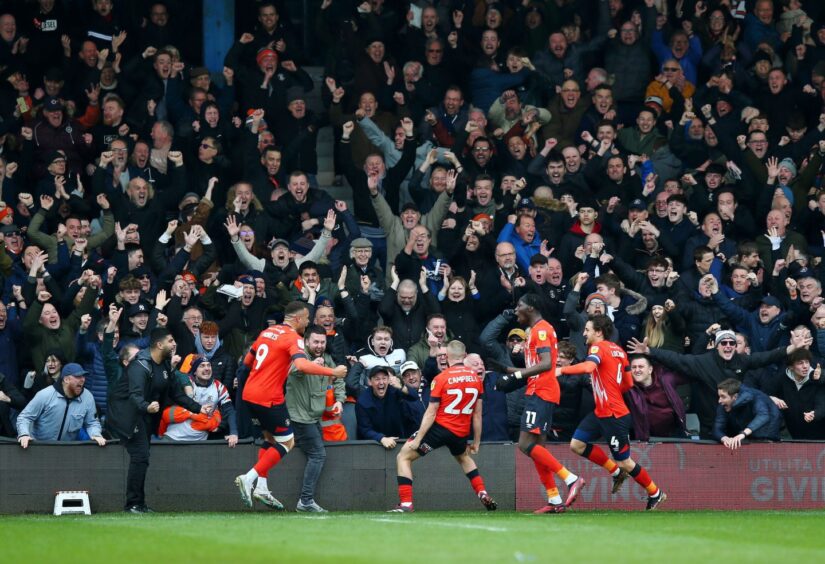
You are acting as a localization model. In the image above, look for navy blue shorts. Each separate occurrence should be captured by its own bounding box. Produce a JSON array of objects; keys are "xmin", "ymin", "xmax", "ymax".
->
[
  {"xmin": 246, "ymin": 402, "xmax": 294, "ymax": 442},
  {"xmin": 410, "ymin": 422, "xmax": 467, "ymax": 457},
  {"xmin": 572, "ymin": 413, "xmax": 632, "ymax": 461},
  {"xmin": 520, "ymin": 395, "xmax": 556, "ymax": 436}
]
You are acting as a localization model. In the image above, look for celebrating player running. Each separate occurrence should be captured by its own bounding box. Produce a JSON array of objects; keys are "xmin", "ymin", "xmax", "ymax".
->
[
  {"xmin": 557, "ymin": 315, "xmax": 666, "ymax": 510},
  {"xmin": 235, "ymin": 302, "xmax": 347, "ymax": 509}
]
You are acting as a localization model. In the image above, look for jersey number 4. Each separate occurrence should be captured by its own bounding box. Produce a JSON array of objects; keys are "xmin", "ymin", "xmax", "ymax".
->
[{"xmin": 444, "ymin": 388, "xmax": 479, "ymax": 415}]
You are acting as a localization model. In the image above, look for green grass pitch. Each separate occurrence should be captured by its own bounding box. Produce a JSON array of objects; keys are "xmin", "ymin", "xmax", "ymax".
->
[{"xmin": 2, "ymin": 510, "xmax": 824, "ymax": 563}]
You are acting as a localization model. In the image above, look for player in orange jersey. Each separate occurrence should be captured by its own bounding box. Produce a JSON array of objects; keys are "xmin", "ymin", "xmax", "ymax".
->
[
  {"xmin": 558, "ymin": 315, "xmax": 666, "ymax": 510},
  {"xmin": 235, "ymin": 302, "xmax": 347, "ymax": 509},
  {"xmin": 500, "ymin": 294, "xmax": 584, "ymax": 514},
  {"xmin": 390, "ymin": 340, "xmax": 496, "ymax": 513}
]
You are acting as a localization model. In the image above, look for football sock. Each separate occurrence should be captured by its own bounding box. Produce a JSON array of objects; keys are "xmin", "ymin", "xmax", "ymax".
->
[
  {"xmin": 526, "ymin": 444, "xmax": 558, "ymax": 491},
  {"xmin": 629, "ymin": 464, "xmax": 659, "ymax": 497},
  {"xmin": 582, "ymin": 444, "xmax": 619, "ymax": 475},
  {"xmin": 466, "ymin": 469, "xmax": 486, "ymax": 495},
  {"xmin": 557, "ymin": 467, "xmax": 578, "ymax": 486},
  {"xmin": 255, "ymin": 477, "xmax": 268, "ymax": 492},
  {"xmin": 546, "ymin": 488, "xmax": 563, "ymax": 505},
  {"xmin": 253, "ymin": 443, "xmax": 288, "ymax": 475},
  {"xmin": 397, "ymin": 476, "xmax": 413, "ymax": 505},
  {"xmin": 257, "ymin": 447, "xmax": 270, "ymax": 479}
]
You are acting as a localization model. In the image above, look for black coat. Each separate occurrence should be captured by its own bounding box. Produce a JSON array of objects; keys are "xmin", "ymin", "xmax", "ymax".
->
[
  {"xmin": 105, "ymin": 349, "xmax": 201, "ymax": 440},
  {"xmin": 763, "ymin": 369, "xmax": 825, "ymax": 440}
]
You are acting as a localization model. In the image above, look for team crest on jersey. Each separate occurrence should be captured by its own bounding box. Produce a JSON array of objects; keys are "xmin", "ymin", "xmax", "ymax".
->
[
  {"xmin": 538, "ymin": 331, "xmax": 547, "ymax": 341},
  {"xmin": 590, "ymin": 345, "xmax": 599, "ymax": 354}
]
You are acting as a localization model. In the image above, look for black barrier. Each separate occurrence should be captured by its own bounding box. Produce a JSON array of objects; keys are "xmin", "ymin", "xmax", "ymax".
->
[
  {"xmin": 5, "ymin": 439, "xmax": 825, "ymax": 514},
  {"xmin": 0, "ymin": 440, "xmax": 516, "ymax": 514}
]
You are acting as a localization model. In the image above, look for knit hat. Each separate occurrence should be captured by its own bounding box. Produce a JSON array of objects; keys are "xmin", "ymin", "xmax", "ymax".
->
[
  {"xmin": 714, "ymin": 330, "xmax": 736, "ymax": 346},
  {"xmin": 189, "ymin": 355, "xmax": 210, "ymax": 374},
  {"xmin": 256, "ymin": 48, "xmax": 277, "ymax": 66},
  {"xmin": 585, "ymin": 292, "xmax": 607, "ymax": 308},
  {"xmin": 778, "ymin": 158, "xmax": 797, "ymax": 178},
  {"xmin": 286, "ymin": 87, "xmax": 305, "ymax": 104}
]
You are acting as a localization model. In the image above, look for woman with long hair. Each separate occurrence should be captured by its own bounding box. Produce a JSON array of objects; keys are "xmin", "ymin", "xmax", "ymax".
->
[
  {"xmin": 642, "ymin": 299, "xmax": 685, "ymax": 352},
  {"xmin": 437, "ymin": 272, "xmax": 482, "ymax": 352}
]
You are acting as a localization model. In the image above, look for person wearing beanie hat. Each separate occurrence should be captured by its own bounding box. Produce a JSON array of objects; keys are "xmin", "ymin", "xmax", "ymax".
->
[
  {"xmin": 161, "ymin": 353, "xmax": 238, "ymax": 446},
  {"xmin": 777, "ymin": 158, "xmax": 797, "ymax": 180},
  {"xmin": 585, "ymin": 292, "xmax": 608, "ymax": 311}
]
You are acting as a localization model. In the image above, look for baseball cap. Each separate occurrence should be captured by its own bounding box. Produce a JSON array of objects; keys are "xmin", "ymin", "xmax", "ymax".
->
[
  {"xmin": 760, "ymin": 295, "xmax": 782, "ymax": 309},
  {"xmin": 628, "ymin": 199, "xmax": 647, "ymax": 211},
  {"xmin": 268, "ymin": 238, "xmax": 290, "ymax": 250},
  {"xmin": 369, "ymin": 365, "xmax": 390, "ymax": 379},
  {"xmin": 43, "ymin": 96, "xmax": 64, "ymax": 112},
  {"xmin": 516, "ymin": 197, "xmax": 535, "ymax": 210},
  {"xmin": 507, "ymin": 328, "xmax": 526, "ymax": 340},
  {"xmin": 128, "ymin": 302, "xmax": 149, "ymax": 317},
  {"xmin": 61, "ymin": 363, "xmax": 88, "ymax": 379},
  {"xmin": 399, "ymin": 361, "xmax": 420, "ymax": 374},
  {"xmin": 644, "ymin": 95, "xmax": 664, "ymax": 108}
]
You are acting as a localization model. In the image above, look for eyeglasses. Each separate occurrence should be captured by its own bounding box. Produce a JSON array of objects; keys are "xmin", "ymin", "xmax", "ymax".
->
[
  {"xmin": 473, "ymin": 146, "xmax": 491, "ymax": 152},
  {"xmin": 647, "ymin": 269, "xmax": 666, "ymax": 274},
  {"xmin": 200, "ymin": 143, "xmax": 216, "ymax": 150},
  {"xmin": 239, "ymin": 230, "xmax": 254, "ymax": 236},
  {"xmin": 719, "ymin": 341, "xmax": 736, "ymax": 346}
]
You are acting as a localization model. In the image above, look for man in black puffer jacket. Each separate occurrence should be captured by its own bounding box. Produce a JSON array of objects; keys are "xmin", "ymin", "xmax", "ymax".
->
[{"xmin": 106, "ymin": 328, "xmax": 203, "ymax": 513}]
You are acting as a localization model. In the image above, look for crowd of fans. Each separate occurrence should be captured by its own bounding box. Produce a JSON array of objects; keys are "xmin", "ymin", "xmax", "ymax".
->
[{"xmin": 2, "ymin": 0, "xmax": 825, "ymax": 467}]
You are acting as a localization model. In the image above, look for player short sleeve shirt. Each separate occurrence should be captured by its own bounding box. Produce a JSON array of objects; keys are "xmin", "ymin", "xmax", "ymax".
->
[
  {"xmin": 430, "ymin": 365, "xmax": 484, "ymax": 437},
  {"xmin": 586, "ymin": 340, "xmax": 630, "ymax": 418},
  {"xmin": 524, "ymin": 319, "xmax": 560, "ymax": 403},
  {"xmin": 243, "ymin": 325, "xmax": 306, "ymax": 407}
]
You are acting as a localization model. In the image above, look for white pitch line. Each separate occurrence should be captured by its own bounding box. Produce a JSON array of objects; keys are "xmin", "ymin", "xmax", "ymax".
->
[{"xmin": 369, "ymin": 517, "xmax": 507, "ymax": 532}]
